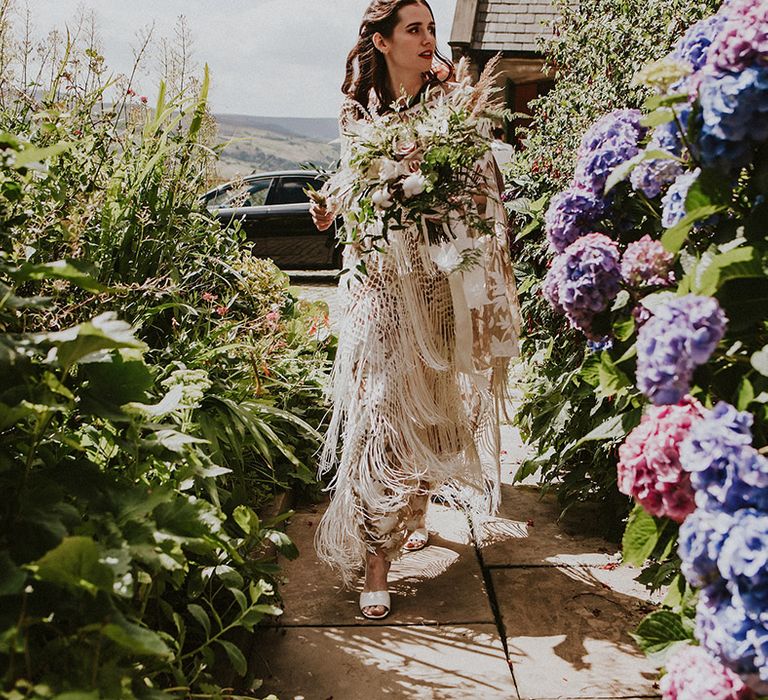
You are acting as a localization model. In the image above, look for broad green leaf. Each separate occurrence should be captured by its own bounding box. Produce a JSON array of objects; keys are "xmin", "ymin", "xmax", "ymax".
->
[
  {"xmin": 44, "ymin": 313, "xmax": 146, "ymax": 370},
  {"xmin": 13, "ymin": 260, "xmax": 107, "ymax": 293},
  {"xmin": 102, "ymin": 620, "xmax": 171, "ymax": 657},
  {"xmin": 574, "ymin": 408, "xmax": 641, "ymax": 446},
  {"xmin": 622, "ymin": 506, "xmax": 660, "ymax": 566},
  {"xmin": 122, "ymin": 385, "xmax": 185, "ymax": 418},
  {"xmin": 233, "ymin": 505, "xmax": 260, "ymax": 536},
  {"xmin": 643, "ymin": 92, "xmax": 689, "ymax": 110},
  {"xmin": 737, "ymin": 377, "xmax": 755, "ymax": 411},
  {"xmin": 214, "ymin": 565, "xmax": 244, "ymax": 589},
  {"xmin": 661, "ymin": 205, "xmax": 725, "ymax": 254},
  {"xmin": 694, "ymin": 245, "xmax": 762, "ymax": 296},
  {"xmin": 13, "ymin": 142, "xmax": 70, "ymax": 168},
  {"xmin": 33, "ymin": 537, "xmax": 113, "ymax": 595},
  {"xmin": 630, "ymin": 610, "xmax": 693, "ymax": 656},
  {"xmin": 265, "ymin": 530, "xmax": 299, "ymax": 559},
  {"xmin": 143, "ymin": 429, "xmax": 207, "ymax": 453},
  {"xmin": 640, "ymin": 108, "xmax": 675, "ymax": 128},
  {"xmin": 80, "ymin": 349, "xmax": 154, "ymax": 406},
  {"xmin": 0, "ymin": 553, "xmax": 27, "ymax": 595},
  {"xmin": 598, "ymin": 352, "xmax": 631, "ymax": 397},
  {"xmin": 187, "ymin": 603, "xmax": 211, "ymax": 638},
  {"xmin": 218, "ymin": 639, "xmax": 247, "ymax": 676}
]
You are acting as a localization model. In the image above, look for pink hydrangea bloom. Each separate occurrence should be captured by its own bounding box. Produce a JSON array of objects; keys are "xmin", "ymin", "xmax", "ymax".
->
[
  {"xmin": 707, "ymin": 0, "xmax": 768, "ymax": 74},
  {"xmin": 621, "ymin": 235, "xmax": 675, "ymax": 287},
  {"xmin": 617, "ymin": 397, "xmax": 703, "ymax": 522},
  {"xmin": 660, "ymin": 645, "xmax": 756, "ymax": 700}
]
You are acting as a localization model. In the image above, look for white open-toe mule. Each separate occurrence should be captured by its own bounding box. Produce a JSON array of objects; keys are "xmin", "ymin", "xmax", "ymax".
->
[
  {"xmin": 359, "ymin": 590, "xmax": 391, "ymax": 620},
  {"xmin": 403, "ymin": 527, "xmax": 429, "ymax": 552}
]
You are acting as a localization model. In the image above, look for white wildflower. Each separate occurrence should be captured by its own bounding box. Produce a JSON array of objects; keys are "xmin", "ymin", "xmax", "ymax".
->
[
  {"xmin": 402, "ymin": 171, "xmax": 427, "ymax": 198},
  {"xmin": 371, "ymin": 187, "xmax": 394, "ymax": 210},
  {"xmin": 378, "ymin": 158, "xmax": 406, "ymax": 182}
]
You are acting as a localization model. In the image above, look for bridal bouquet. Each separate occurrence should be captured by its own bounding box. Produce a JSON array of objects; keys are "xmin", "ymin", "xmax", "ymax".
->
[{"xmin": 318, "ymin": 59, "xmax": 509, "ymax": 276}]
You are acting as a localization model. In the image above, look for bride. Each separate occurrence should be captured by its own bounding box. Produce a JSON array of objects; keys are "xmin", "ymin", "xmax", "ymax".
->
[{"xmin": 310, "ymin": 0, "xmax": 521, "ymax": 620}]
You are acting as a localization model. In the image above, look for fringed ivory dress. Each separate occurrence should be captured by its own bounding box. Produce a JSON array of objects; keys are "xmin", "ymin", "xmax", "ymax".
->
[{"xmin": 315, "ymin": 93, "xmax": 522, "ymax": 585}]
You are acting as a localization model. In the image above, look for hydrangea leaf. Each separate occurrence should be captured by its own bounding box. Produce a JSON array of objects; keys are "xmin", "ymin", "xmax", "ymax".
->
[{"xmin": 622, "ymin": 505, "xmax": 661, "ymax": 566}]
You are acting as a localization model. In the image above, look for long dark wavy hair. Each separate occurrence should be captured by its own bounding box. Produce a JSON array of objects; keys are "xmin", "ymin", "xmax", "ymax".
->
[{"xmin": 342, "ymin": 0, "xmax": 454, "ymax": 111}]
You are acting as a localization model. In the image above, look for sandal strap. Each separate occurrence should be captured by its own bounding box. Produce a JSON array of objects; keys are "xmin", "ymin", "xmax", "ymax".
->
[{"xmin": 359, "ymin": 590, "xmax": 391, "ymax": 612}]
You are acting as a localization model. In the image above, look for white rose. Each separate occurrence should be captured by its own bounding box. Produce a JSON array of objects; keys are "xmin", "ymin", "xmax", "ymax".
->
[
  {"xmin": 402, "ymin": 171, "xmax": 427, "ymax": 198},
  {"xmin": 378, "ymin": 158, "xmax": 403, "ymax": 181},
  {"xmin": 371, "ymin": 187, "xmax": 394, "ymax": 210}
]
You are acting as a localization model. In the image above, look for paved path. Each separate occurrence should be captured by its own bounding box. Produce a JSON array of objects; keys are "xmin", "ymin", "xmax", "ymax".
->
[{"xmin": 250, "ymin": 283, "xmax": 662, "ymax": 700}]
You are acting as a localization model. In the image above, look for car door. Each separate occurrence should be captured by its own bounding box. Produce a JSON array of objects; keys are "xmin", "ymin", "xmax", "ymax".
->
[
  {"xmin": 255, "ymin": 175, "xmax": 338, "ymax": 269},
  {"xmin": 212, "ymin": 177, "xmax": 275, "ymax": 240}
]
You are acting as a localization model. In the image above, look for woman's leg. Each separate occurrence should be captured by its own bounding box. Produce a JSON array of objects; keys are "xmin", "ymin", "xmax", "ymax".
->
[
  {"xmin": 361, "ymin": 547, "xmax": 391, "ymax": 617},
  {"xmin": 403, "ymin": 481, "xmax": 430, "ymax": 550}
]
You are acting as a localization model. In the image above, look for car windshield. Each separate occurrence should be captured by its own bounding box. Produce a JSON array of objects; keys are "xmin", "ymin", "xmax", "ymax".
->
[
  {"xmin": 270, "ymin": 176, "xmax": 325, "ymax": 205},
  {"xmin": 207, "ymin": 179, "xmax": 272, "ymax": 208}
]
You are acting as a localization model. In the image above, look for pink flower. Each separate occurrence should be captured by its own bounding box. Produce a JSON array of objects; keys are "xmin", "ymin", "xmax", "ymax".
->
[
  {"xmin": 617, "ymin": 396, "xmax": 703, "ymax": 522},
  {"xmin": 140, "ymin": 95, "xmax": 148, "ymax": 105},
  {"xmin": 707, "ymin": 0, "xmax": 768, "ymax": 74},
  {"xmin": 621, "ymin": 235, "xmax": 676, "ymax": 288},
  {"xmin": 266, "ymin": 310, "xmax": 280, "ymax": 323},
  {"xmin": 126, "ymin": 88, "xmax": 135, "ymax": 97},
  {"xmin": 202, "ymin": 292, "xmax": 217, "ymax": 302},
  {"xmin": 215, "ymin": 305, "xmax": 228, "ymax": 317},
  {"xmin": 660, "ymin": 645, "xmax": 755, "ymax": 700}
]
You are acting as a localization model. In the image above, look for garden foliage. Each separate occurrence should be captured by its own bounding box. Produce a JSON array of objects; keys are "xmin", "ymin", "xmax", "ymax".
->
[
  {"xmin": 528, "ymin": 0, "xmax": 768, "ymax": 694},
  {"xmin": 505, "ymin": 0, "xmax": 722, "ymax": 528},
  {"xmin": 0, "ymin": 15, "xmax": 331, "ymax": 699}
]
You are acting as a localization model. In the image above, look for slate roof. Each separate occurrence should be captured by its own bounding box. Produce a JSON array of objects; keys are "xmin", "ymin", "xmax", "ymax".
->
[{"xmin": 471, "ymin": 0, "xmax": 557, "ymax": 53}]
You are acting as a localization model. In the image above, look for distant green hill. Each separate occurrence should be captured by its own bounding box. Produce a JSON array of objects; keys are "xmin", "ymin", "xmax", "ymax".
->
[{"xmin": 214, "ymin": 113, "xmax": 340, "ymax": 180}]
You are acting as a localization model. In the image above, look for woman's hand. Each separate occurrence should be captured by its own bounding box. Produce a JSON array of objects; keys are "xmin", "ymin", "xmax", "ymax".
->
[{"xmin": 310, "ymin": 198, "xmax": 335, "ymax": 232}]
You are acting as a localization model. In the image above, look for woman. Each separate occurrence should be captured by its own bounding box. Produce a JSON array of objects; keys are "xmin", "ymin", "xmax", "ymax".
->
[{"xmin": 311, "ymin": 0, "xmax": 521, "ymax": 620}]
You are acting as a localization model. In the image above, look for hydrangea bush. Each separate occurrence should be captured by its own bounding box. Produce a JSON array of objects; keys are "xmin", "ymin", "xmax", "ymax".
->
[{"xmin": 533, "ymin": 1, "xmax": 768, "ymax": 694}]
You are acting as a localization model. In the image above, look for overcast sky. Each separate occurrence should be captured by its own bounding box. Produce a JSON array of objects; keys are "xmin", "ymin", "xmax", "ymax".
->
[{"xmin": 22, "ymin": 0, "xmax": 458, "ymax": 118}]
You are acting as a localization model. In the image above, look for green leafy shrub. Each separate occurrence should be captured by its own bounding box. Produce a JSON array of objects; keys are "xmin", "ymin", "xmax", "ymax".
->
[{"xmin": 505, "ymin": 0, "xmax": 721, "ymax": 526}]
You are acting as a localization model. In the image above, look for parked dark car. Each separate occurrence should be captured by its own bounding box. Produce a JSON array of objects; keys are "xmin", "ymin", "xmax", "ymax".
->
[{"xmin": 202, "ymin": 170, "xmax": 342, "ymax": 269}]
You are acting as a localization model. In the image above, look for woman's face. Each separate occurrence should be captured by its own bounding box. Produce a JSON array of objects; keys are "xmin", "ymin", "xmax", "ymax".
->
[{"xmin": 376, "ymin": 3, "xmax": 436, "ymax": 75}]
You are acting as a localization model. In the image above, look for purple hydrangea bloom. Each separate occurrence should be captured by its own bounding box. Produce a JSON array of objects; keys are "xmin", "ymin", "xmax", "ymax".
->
[
  {"xmin": 587, "ymin": 338, "xmax": 613, "ymax": 352},
  {"xmin": 696, "ymin": 584, "xmax": 768, "ymax": 693},
  {"xmin": 679, "ymin": 509, "xmax": 734, "ymax": 588},
  {"xmin": 544, "ymin": 188, "xmax": 605, "ymax": 253},
  {"xmin": 636, "ymin": 294, "xmax": 726, "ymax": 405},
  {"xmin": 621, "ymin": 235, "xmax": 676, "ymax": 287},
  {"xmin": 718, "ymin": 509, "xmax": 768, "ymax": 617},
  {"xmin": 661, "ymin": 169, "xmax": 701, "ymax": 228},
  {"xmin": 544, "ymin": 233, "xmax": 621, "ymax": 339},
  {"xmin": 674, "ymin": 15, "xmax": 729, "ymax": 72},
  {"xmin": 542, "ymin": 254, "xmax": 567, "ymax": 315},
  {"xmin": 697, "ymin": 65, "xmax": 768, "ymax": 170},
  {"xmin": 707, "ymin": 0, "xmax": 768, "ymax": 74},
  {"xmin": 574, "ymin": 109, "xmax": 647, "ymax": 195},
  {"xmin": 630, "ymin": 156, "xmax": 685, "ymax": 199},
  {"xmin": 680, "ymin": 402, "xmax": 768, "ymax": 513}
]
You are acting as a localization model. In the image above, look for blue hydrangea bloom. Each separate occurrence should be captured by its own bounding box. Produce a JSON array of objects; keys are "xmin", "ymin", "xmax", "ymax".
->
[
  {"xmin": 574, "ymin": 109, "xmax": 646, "ymax": 195},
  {"xmin": 630, "ymin": 157, "xmax": 684, "ymax": 199},
  {"xmin": 696, "ymin": 583, "xmax": 768, "ymax": 688},
  {"xmin": 679, "ymin": 509, "xmax": 733, "ymax": 587},
  {"xmin": 719, "ymin": 509, "xmax": 768, "ymax": 617},
  {"xmin": 544, "ymin": 187, "xmax": 605, "ymax": 254},
  {"xmin": 587, "ymin": 338, "xmax": 613, "ymax": 352},
  {"xmin": 636, "ymin": 295, "xmax": 726, "ymax": 405},
  {"xmin": 680, "ymin": 402, "xmax": 768, "ymax": 513},
  {"xmin": 673, "ymin": 15, "xmax": 728, "ymax": 71},
  {"xmin": 698, "ymin": 65, "xmax": 768, "ymax": 170},
  {"xmin": 661, "ymin": 169, "xmax": 700, "ymax": 228}
]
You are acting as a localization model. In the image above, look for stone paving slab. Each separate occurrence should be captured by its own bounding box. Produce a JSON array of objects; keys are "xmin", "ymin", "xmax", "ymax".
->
[
  {"xmin": 475, "ymin": 485, "xmax": 620, "ymax": 567},
  {"xmin": 250, "ymin": 623, "xmax": 515, "ymax": 700},
  {"xmin": 272, "ymin": 503, "xmax": 496, "ymax": 626},
  {"xmin": 491, "ymin": 567, "xmax": 659, "ymax": 699}
]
